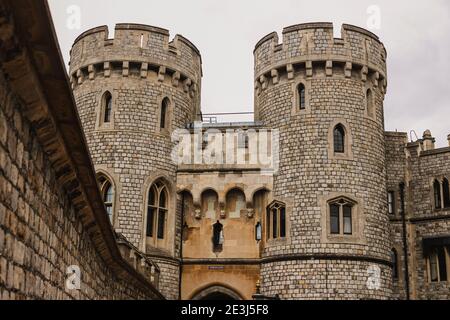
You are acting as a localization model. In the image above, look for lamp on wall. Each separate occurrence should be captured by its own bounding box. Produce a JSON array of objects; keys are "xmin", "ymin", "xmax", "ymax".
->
[{"xmin": 255, "ymin": 222, "xmax": 262, "ymax": 242}]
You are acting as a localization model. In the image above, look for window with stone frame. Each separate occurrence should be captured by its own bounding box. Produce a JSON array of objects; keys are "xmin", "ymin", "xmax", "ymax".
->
[
  {"xmin": 433, "ymin": 178, "xmax": 450, "ymax": 210},
  {"xmin": 443, "ymin": 178, "xmax": 450, "ymax": 208},
  {"xmin": 333, "ymin": 124, "xmax": 346, "ymax": 154},
  {"xmin": 147, "ymin": 180, "xmax": 168, "ymax": 239},
  {"xmin": 427, "ymin": 246, "xmax": 449, "ymax": 283},
  {"xmin": 102, "ymin": 91, "xmax": 113, "ymax": 124},
  {"xmin": 266, "ymin": 201, "xmax": 286, "ymax": 240},
  {"xmin": 98, "ymin": 175, "xmax": 114, "ymax": 223},
  {"xmin": 160, "ymin": 97, "xmax": 170, "ymax": 130},
  {"xmin": 388, "ymin": 191, "xmax": 395, "ymax": 215},
  {"xmin": 298, "ymin": 83, "xmax": 306, "ymax": 110},
  {"xmin": 328, "ymin": 198, "xmax": 354, "ymax": 236}
]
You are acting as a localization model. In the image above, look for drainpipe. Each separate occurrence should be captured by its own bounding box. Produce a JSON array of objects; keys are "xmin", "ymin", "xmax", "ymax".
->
[{"xmin": 399, "ymin": 183, "xmax": 410, "ymax": 300}]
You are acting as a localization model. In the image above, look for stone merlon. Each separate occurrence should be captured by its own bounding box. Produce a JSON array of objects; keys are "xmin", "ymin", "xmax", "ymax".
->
[{"xmin": 254, "ymin": 22, "xmax": 387, "ymax": 84}]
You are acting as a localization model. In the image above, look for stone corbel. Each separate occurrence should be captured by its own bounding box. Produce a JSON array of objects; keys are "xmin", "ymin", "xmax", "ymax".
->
[
  {"xmin": 104, "ymin": 62, "xmax": 111, "ymax": 78},
  {"xmin": 345, "ymin": 62, "xmax": 352, "ymax": 78},
  {"xmin": 220, "ymin": 210, "xmax": 226, "ymax": 219},
  {"xmin": 306, "ymin": 61, "xmax": 313, "ymax": 78},
  {"xmin": 361, "ymin": 66, "xmax": 368, "ymax": 82},
  {"xmin": 287, "ymin": 64, "xmax": 294, "ymax": 80},
  {"xmin": 122, "ymin": 61, "xmax": 129, "ymax": 77},
  {"xmin": 271, "ymin": 69, "xmax": 279, "ymax": 85},
  {"xmin": 259, "ymin": 75, "xmax": 267, "ymax": 90},
  {"xmin": 158, "ymin": 66, "xmax": 166, "ymax": 82},
  {"xmin": 372, "ymin": 72, "xmax": 380, "ymax": 88},
  {"xmin": 326, "ymin": 61, "xmax": 333, "ymax": 77},
  {"xmin": 246, "ymin": 209, "xmax": 255, "ymax": 219},
  {"xmin": 88, "ymin": 64, "xmax": 95, "ymax": 80},
  {"xmin": 76, "ymin": 69, "xmax": 83, "ymax": 85},
  {"xmin": 381, "ymin": 78, "xmax": 387, "ymax": 94},
  {"xmin": 140, "ymin": 62, "xmax": 148, "ymax": 78},
  {"xmin": 172, "ymin": 71, "xmax": 180, "ymax": 87},
  {"xmin": 190, "ymin": 83, "xmax": 197, "ymax": 98},
  {"xmin": 183, "ymin": 78, "xmax": 192, "ymax": 93},
  {"xmin": 254, "ymin": 80, "xmax": 261, "ymax": 96}
]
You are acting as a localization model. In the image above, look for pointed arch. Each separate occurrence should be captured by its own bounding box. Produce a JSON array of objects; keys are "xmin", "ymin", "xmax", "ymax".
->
[
  {"xmin": 146, "ymin": 179, "xmax": 168, "ymax": 239},
  {"xmin": 266, "ymin": 200, "xmax": 287, "ymax": 240},
  {"xmin": 443, "ymin": 178, "xmax": 450, "ymax": 208},
  {"xmin": 102, "ymin": 91, "xmax": 113, "ymax": 123},
  {"xmin": 97, "ymin": 172, "xmax": 115, "ymax": 224},
  {"xmin": 297, "ymin": 83, "xmax": 306, "ymax": 110},
  {"xmin": 160, "ymin": 97, "xmax": 172, "ymax": 130},
  {"xmin": 434, "ymin": 179, "xmax": 442, "ymax": 209},
  {"xmin": 190, "ymin": 284, "xmax": 244, "ymax": 300},
  {"xmin": 333, "ymin": 124, "xmax": 346, "ymax": 154},
  {"xmin": 328, "ymin": 120, "xmax": 353, "ymax": 160}
]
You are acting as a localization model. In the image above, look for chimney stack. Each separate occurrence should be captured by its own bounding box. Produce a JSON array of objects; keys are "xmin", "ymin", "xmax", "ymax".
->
[{"xmin": 447, "ymin": 134, "xmax": 450, "ymax": 147}]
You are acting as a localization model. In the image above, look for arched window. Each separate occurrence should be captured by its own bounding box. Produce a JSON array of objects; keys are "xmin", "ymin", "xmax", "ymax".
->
[
  {"xmin": 366, "ymin": 89, "xmax": 374, "ymax": 118},
  {"xmin": 391, "ymin": 248, "xmax": 399, "ymax": 280},
  {"xmin": 266, "ymin": 201, "xmax": 286, "ymax": 240},
  {"xmin": 212, "ymin": 221, "xmax": 224, "ymax": 251},
  {"xmin": 443, "ymin": 178, "xmax": 450, "ymax": 208},
  {"xmin": 147, "ymin": 180, "xmax": 168, "ymax": 239},
  {"xmin": 298, "ymin": 83, "xmax": 306, "ymax": 110},
  {"xmin": 434, "ymin": 179, "xmax": 442, "ymax": 209},
  {"xmin": 333, "ymin": 124, "xmax": 346, "ymax": 154},
  {"xmin": 98, "ymin": 175, "xmax": 114, "ymax": 223},
  {"xmin": 102, "ymin": 91, "xmax": 112, "ymax": 123},
  {"xmin": 328, "ymin": 198, "xmax": 354, "ymax": 235},
  {"xmin": 160, "ymin": 97, "xmax": 170, "ymax": 129}
]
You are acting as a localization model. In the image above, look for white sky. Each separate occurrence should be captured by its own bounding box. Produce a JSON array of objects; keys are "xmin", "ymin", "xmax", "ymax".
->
[{"xmin": 48, "ymin": 0, "xmax": 450, "ymax": 147}]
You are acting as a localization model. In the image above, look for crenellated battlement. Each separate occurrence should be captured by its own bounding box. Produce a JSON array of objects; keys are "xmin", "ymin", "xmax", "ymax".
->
[
  {"xmin": 254, "ymin": 23, "xmax": 387, "ymax": 91},
  {"xmin": 69, "ymin": 23, "xmax": 202, "ymax": 93}
]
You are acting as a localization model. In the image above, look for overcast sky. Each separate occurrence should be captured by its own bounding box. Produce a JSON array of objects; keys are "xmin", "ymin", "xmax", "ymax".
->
[{"xmin": 48, "ymin": 0, "xmax": 450, "ymax": 147}]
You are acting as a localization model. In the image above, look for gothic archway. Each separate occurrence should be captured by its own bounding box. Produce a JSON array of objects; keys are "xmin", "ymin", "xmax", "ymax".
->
[{"xmin": 191, "ymin": 285, "xmax": 243, "ymax": 300}]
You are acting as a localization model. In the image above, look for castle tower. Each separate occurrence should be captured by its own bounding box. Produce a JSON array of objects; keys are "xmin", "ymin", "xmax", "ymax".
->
[
  {"xmin": 254, "ymin": 23, "xmax": 392, "ymax": 299},
  {"xmin": 69, "ymin": 24, "xmax": 202, "ymax": 299}
]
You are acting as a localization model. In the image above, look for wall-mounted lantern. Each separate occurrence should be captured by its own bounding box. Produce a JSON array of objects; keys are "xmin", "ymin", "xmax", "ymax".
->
[{"xmin": 255, "ymin": 222, "xmax": 262, "ymax": 242}]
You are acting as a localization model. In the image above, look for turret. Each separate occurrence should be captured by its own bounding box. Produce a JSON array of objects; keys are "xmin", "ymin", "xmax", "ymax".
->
[
  {"xmin": 254, "ymin": 23, "xmax": 392, "ymax": 300},
  {"xmin": 69, "ymin": 23, "xmax": 202, "ymax": 300}
]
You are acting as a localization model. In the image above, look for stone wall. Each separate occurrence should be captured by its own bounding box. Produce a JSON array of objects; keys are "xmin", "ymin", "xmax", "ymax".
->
[
  {"xmin": 385, "ymin": 132, "xmax": 408, "ymax": 299},
  {"xmin": 406, "ymin": 143, "xmax": 450, "ymax": 299},
  {"xmin": 0, "ymin": 71, "xmax": 155, "ymax": 299},
  {"xmin": 385, "ymin": 131, "xmax": 450, "ymax": 300}
]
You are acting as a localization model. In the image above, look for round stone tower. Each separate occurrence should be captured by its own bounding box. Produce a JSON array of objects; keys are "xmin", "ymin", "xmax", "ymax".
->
[
  {"xmin": 69, "ymin": 23, "xmax": 202, "ymax": 299},
  {"xmin": 254, "ymin": 23, "xmax": 392, "ymax": 299}
]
